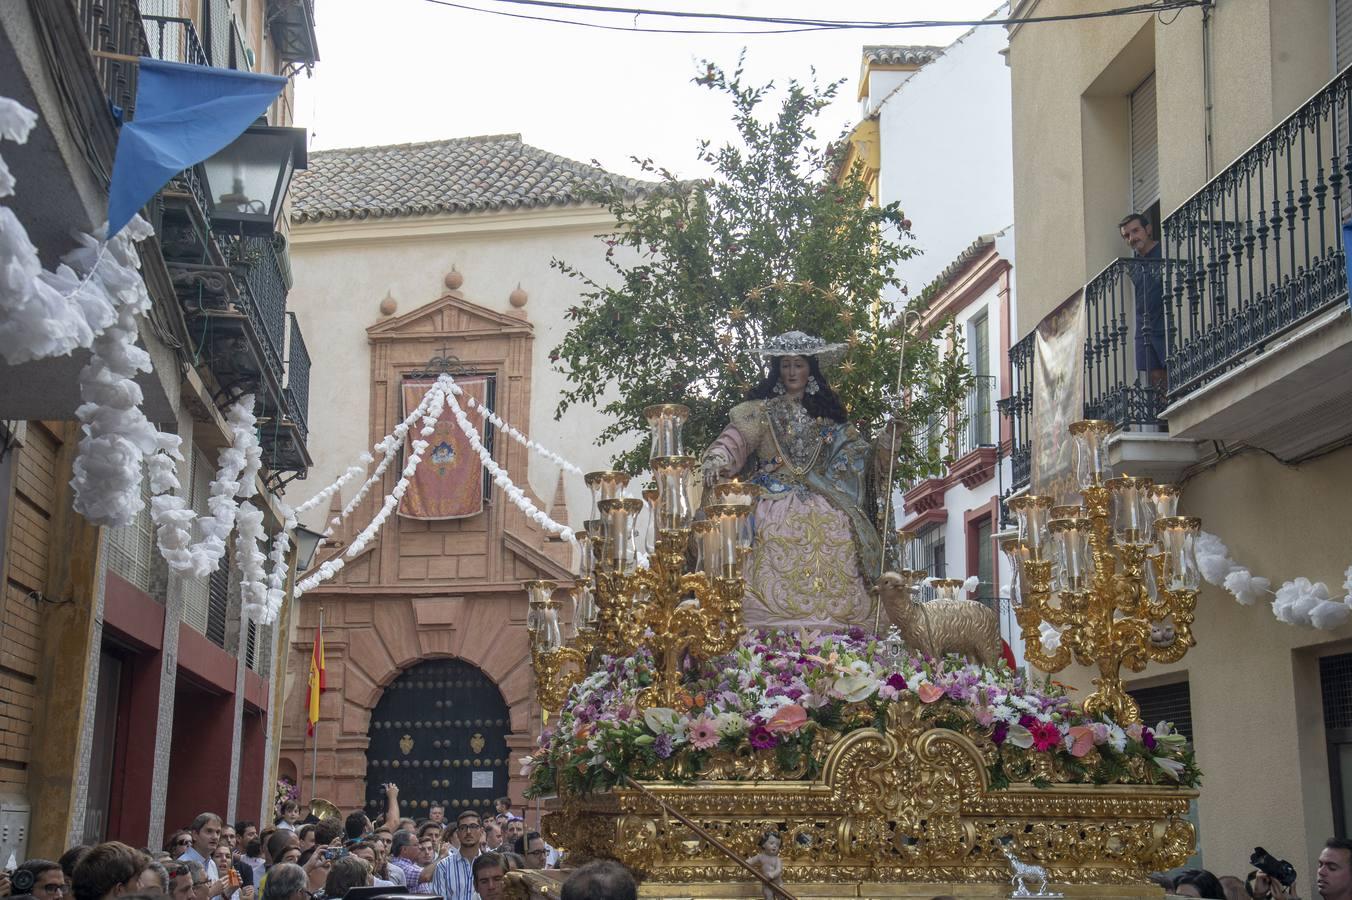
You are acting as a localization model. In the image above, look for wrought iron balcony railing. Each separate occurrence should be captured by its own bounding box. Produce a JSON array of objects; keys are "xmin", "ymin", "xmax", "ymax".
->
[
  {"xmin": 285, "ymin": 311, "xmax": 311, "ymax": 437},
  {"xmin": 954, "ymin": 375, "xmax": 997, "ymax": 460},
  {"xmin": 79, "ymin": 0, "xmax": 149, "ymax": 119},
  {"xmin": 1083, "ymin": 256, "xmax": 1182, "ymax": 428},
  {"xmin": 1162, "ymin": 63, "xmax": 1352, "ymax": 399},
  {"xmin": 999, "ymin": 331, "xmax": 1035, "ymax": 496},
  {"xmin": 141, "ymin": 14, "xmax": 209, "ymax": 67},
  {"xmin": 218, "ymin": 233, "xmax": 288, "ymax": 393}
]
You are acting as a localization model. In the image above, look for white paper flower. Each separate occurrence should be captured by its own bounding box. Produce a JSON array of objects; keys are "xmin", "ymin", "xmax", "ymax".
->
[
  {"xmin": 1310, "ymin": 600, "xmax": 1352, "ymax": 631},
  {"xmin": 1223, "ymin": 568, "xmax": 1271, "ymax": 606},
  {"xmin": 1195, "ymin": 531, "xmax": 1237, "ymax": 585},
  {"xmin": 1039, "ymin": 621, "xmax": 1062, "ymax": 653},
  {"xmin": 1272, "ymin": 577, "xmax": 1331, "ymax": 627}
]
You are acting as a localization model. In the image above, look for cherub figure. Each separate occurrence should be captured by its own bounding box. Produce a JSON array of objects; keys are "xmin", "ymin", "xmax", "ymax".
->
[{"xmin": 746, "ymin": 830, "xmax": 785, "ymax": 900}]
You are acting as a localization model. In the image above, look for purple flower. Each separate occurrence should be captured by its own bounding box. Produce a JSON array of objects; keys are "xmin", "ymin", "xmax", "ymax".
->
[
  {"xmin": 885, "ymin": 673, "xmax": 908, "ymax": 692},
  {"xmin": 654, "ymin": 733, "xmax": 674, "ymax": 759},
  {"xmin": 785, "ymin": 686, "xmax": 805, "ymax": 701},
  {"xmin": 1142, "ymin": 728, "xmax": 1157, "ymax": 751},
  {"xmin": 1019, "ymin": 714, "xmax": 1037, "ymax": 729},
  {"xmin": 847, "ymin": 626, "xmax": 866, "ymax": 641},
  {"xmin": 748, "ymin": 725, "xmax": 777, "ymax": 750},
  {"xmin": 992, "ymin": 721, "xmax": 1009, "ymax": 745}
]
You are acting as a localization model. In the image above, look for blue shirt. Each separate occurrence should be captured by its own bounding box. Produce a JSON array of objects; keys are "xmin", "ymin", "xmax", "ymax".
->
[
  {"xmin": 431, "ymin": 849, "xmax": 479, "ymax": 900},
  {"xmin": 177, "ymin": 846, "xmax": 219, "ymax": 882}
]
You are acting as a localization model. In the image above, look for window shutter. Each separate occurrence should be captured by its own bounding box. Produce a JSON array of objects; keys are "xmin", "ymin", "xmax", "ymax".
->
[
  {"xmin": 1129, "ymin": 74, "xmax": 1159, "ymax": 212},
  {"xmin": 106, "ymin": 478, "xmax": 154, "ymax": 592},
  {"xmin": 1128, "ymin": 680, "xmax": 1193, "ymax": 740},
  {"xmin": 180, "ymin": 450, "xmax": 213, "ymax": 635},
  {"xmin": 1337, "ymin": 0, "xmax": 1352, "ymax": 72}
]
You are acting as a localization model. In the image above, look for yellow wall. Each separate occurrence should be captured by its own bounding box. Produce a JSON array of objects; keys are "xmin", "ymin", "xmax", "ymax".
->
[{"xmin": 1009, "ymin": 0, "xmax": 1352, "ymax": 879}]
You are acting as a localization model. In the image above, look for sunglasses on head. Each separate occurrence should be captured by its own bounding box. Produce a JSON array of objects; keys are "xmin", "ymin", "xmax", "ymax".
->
[{"xmin": 167, "ymin": 866, "xmax": 190, "ymax": 878}]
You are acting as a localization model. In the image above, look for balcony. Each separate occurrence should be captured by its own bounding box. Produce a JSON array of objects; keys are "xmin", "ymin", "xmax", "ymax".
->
[
  {"xmin": 267, "ymin": 0, "xmax": 320, "ymax": 67},
  {"xmin": 950, "ymin": 375, "xmax": 998, "ymax": 488},
  {"xmin": 77, "ymin": 1, "xmax": 311, "ymax": 478},
  {"xmin": 1160, "ymin": 63, "xmax": 1352, "ymax": 458},
  {"xmin": 998, "ymin": 331, "xmax": 1035, "ymax": 500}
]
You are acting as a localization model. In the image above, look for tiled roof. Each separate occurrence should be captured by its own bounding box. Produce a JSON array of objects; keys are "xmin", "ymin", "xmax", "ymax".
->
[
  {"xmin": 290, "ymin": 134, "xmax": 658, "ymax": 223},
  {"xmin": 862, "ymin": 45, "xmax": 945, "ymax": 67}
]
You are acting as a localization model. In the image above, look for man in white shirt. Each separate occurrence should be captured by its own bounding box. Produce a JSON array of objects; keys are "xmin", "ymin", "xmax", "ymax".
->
[{"xmin": 178, "ymin": 813, "xmax": 224, "ymax": 883}]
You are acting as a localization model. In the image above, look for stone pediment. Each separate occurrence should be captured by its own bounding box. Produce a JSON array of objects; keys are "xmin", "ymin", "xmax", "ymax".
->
[{"xmin": 366, "ymin": 288, "xmax": 533, "ymax": 340}]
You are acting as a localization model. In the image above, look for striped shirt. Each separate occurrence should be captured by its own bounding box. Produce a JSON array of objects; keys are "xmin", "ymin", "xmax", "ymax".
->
[{"xmin": 431, "ymin": 849, "xmax": 480, "ymax": 900}]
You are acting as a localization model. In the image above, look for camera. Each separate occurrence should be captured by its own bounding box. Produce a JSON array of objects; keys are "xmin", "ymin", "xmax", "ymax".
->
[
  {"xmin": 10, "ymin": 868, "xmax": 35, "ymax": 893},
  {"xmin": 1251, "ymin": 847, "xmax": 1298, "ymax": 888},
  {"xmin": 323, "ymin": 848, "xmax": 348, "ymax": 861}
]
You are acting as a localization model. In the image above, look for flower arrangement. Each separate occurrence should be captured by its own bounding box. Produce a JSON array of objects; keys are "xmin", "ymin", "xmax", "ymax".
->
[
  {"xmin": 524, "ymin": 628, "xmax": 1201, "ymax": 797},
  {"xmin": 274, "ymin": 777, "xmax": 299, "ymax": 812}
]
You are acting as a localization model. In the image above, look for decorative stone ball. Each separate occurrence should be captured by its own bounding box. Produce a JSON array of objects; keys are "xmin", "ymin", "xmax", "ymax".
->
[
  {"xmin": 379, "ymin": 291, "xmax": 397, "ymax": 316},
  {"xmin": 509, "ymin": 283, "xmax": 528, "ymax": 307},
  {"xmin": 444, "ymin": 268, "xmax": 464, "ymax": 290}
]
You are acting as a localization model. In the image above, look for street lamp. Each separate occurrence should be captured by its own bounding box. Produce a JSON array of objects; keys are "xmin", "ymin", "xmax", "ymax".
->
[
  {"xmin": 292, "ymin": 525, "xmax": 324, "ymax": 572},
  {"xmin": 200, "ymin": 121, "xmax": 307, "ymax": 236}
]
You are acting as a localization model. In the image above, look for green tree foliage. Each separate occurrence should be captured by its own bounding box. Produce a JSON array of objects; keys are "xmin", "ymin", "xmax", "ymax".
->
[{"xmin": 551, "ymin": 60, "xmax": 972, "ymax": 480}]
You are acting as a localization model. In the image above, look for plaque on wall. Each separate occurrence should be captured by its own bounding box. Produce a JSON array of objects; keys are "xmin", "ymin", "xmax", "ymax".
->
[{"xmin": 471, "ymin": 771, "xmax": 493, "ymax": 789}]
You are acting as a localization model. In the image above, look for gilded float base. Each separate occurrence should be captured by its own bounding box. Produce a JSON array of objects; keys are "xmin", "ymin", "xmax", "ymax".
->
[
  {"xmin": 633, "ymin": 882, "xmax": 1163, "ymax": 899},
  {"xmin": 505, "ymin": 871, "xmax": 1165, "ymax": 900},
  {"xmin": 539, "ymin": 701, "xmax": 1195, "ymax": 893}
]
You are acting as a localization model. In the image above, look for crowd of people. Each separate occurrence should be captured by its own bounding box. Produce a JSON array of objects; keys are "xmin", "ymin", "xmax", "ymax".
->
[
  {"xmin": 1146, "ymin": 840, "xmax": 1352, "ymax": 900},
  {"xmin": 0, "ymin": 785, "xmax": 637, "ymax": 900},
  {"xmin": 7, "ymin": 785, "xmax": 1349, "ymax": 900}
]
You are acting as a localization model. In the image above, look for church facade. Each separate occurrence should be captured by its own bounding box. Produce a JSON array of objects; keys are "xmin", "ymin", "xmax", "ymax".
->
[{"xmin": 280, "ymin": 135, "xmax": 650, "ymax": 814}]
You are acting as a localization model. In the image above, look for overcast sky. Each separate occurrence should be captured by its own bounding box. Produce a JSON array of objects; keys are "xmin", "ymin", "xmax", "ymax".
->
[{"xmin": 293, "ymin": 0, "xmax": 1004, "ymax": 180}]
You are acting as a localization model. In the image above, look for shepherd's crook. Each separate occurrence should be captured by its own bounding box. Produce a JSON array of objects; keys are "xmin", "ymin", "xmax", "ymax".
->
[{"xmin": 873, "ymin": 308, "xmax": 924, "ymax": 635}]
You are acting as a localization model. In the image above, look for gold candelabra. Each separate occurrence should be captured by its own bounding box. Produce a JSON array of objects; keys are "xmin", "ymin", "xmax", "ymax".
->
[
  {"xmin": 1004, "ymin": 420, "xmax": 1200, "ymax": 724},
  {"xmin": 528, "ymin": 405, "xmax": 752, "ymax": 713}
]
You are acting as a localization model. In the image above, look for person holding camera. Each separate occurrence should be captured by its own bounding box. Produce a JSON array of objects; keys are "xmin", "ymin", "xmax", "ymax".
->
[{"xmin": 1250, "ymin": 840, "xmax": 1352, "ymax": 900}]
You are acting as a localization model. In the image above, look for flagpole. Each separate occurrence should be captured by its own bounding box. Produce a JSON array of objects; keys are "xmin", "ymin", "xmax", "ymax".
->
[{"xmin": 311, "ymin": 606, "xmax": 323, "ymax": 802}]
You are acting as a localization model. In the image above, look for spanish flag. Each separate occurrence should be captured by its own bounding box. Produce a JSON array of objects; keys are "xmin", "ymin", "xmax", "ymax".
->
[{"xmin": 307, "ymin": 626, "xmax": 325, "ymax": 736}]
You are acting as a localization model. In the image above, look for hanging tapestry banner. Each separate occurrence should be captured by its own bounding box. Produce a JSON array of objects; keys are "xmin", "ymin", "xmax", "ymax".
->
[
  {"xmin": 1031, "ymin": 292, "xmax": 1086, "ymax": 506},
  {"xmin": 399, "ymin": 377, "xmax": 488, "ymax": 520}
]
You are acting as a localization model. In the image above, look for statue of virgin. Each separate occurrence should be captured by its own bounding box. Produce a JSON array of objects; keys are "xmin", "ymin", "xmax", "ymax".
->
[{"xmin": 700, "ymin": 331, "xmax": 898, "ymax": 631}]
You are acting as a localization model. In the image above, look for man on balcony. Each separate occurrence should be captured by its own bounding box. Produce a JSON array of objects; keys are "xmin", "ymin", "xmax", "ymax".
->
[{"xmin": 1119, "ymin": 213, "xmax": 1168, "ymax": 393}]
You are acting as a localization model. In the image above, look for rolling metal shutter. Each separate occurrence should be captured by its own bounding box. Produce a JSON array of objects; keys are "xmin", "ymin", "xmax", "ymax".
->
[{"xmin": 1129, "ymin": 74, "xmax": 1159, "ymax": 212}]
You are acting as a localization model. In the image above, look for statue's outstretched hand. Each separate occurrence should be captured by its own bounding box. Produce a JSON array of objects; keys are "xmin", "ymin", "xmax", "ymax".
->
[{"xmin": 701, "ymin": 449, "xmax": 730, "ymax": 487}]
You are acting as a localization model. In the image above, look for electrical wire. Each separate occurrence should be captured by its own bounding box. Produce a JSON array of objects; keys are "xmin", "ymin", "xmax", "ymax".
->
[{"xmin": 420, "ymin": 0, "xmax": 1210, "ymax": 35}]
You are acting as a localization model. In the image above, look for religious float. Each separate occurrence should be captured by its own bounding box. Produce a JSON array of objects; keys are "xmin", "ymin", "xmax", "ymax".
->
[{"xmin": 516, "ymin": 333, "xmax": 1202, "ymax": 900}]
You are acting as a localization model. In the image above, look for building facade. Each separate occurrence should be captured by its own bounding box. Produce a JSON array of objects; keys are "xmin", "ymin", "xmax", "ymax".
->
[
  {"xmin": 1004, "ymin": 0, "xmax": 1352, "ymax": 874},
  {"xmin": 281, "ymin": 137, "xmax": 650, "ymax": 816},
  {"xmin": 0, "ymin": 0, "xmax": 317, "ymax": 859},
  {"xmin": 841, "ymin": 25, "xmax": 1023, "ymax": 658}
]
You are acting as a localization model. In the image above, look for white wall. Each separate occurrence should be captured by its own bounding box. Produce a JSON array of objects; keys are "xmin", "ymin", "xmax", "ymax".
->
[
  {"xmin": 876, "ymin": 15, "xmax": 1014, "ymax": 299},
  {"xmin": 284, "ymin": 208, "xmax": 637, "ymax": 535}
]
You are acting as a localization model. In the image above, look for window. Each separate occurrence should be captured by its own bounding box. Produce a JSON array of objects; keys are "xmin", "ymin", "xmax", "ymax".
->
[
  {"xmin": 180, "ymin": 449, "xmax": 214, "ymax": 636},
  {"xmin": 106, "ymin": 477, "xmax": 155, "ymax": 593},
  {"xmin": 1321, "ymin": 652, "xmax": 1352, "ymax": 836},
  {"xmin": 1128, "ymin": 678, "xmax": 1200, "ymax": 865},
  {"xmin": 968, "ymin": 313, "xmax": 992, "ymax": 447},
  {"xmin": 911, "ymin": 526, "xmax": 946, "ymax": 601},
  {"xmin": 1337, "ymin": 0, "xmax": 1352, "ymax": 72},
  {"xmin": 971, "ymin": 516, "xmax": 994, "ymax": 608},
  {"xmin": 1129, "ymin": 73, "xmax": 1159, "ymax": 214},
  {"xmin": 1129, "ymin": 680, "xmax": 1193, "ymax": 738}
]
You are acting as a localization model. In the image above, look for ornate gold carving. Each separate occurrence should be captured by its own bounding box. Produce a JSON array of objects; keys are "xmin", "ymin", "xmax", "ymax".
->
[
  {"xmin": 470, "ymin": 733, "xmax": 486, "ymax": 754},
  {"xmin": 545, "ymin": 696, "xmax": 1195, "ymax": 887},
  {"xmin": 399, "ymin": 734, "xmax": 413, "ymax": 756}
]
